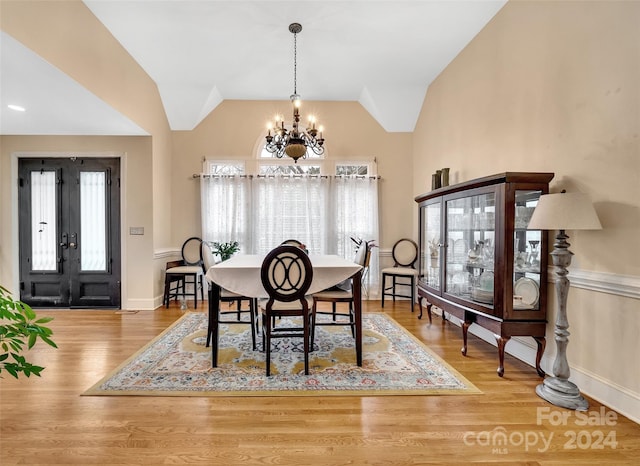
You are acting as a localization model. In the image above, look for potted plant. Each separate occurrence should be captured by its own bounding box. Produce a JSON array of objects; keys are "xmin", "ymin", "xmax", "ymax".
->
[
  {"xmin": 0, "ymin": 285, "xmax": 57, "ymax": 379},
  {"xmin": 210, "ymin": 241, "xmax": 240, "ymax": 261}
]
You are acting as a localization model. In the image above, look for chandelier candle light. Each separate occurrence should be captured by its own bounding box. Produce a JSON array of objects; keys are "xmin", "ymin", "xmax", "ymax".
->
[{"xmin": 265, "ymin": 23, "xmax": 325, "ymax": 163}]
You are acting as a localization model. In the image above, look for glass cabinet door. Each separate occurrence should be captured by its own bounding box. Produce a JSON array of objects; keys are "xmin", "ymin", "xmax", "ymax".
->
[
  {"xmin": 419, "ymin": 201, "xmax": 441, "ymax": 290},
  {"xmin": 445, "ymin": 192, "xmax": 496, "ymax": 306},
  {"xmin": 513, "ymin": 190, "xmax": 543, "ymax": 312}
]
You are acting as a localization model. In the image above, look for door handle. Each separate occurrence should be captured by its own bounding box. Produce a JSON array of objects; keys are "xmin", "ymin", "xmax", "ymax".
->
[
  {"xmin": 60, "ymin": 232, "xmax": 68, "ymax": 249},
  {"xmin": 69, "ymin": 242, "xmax": 77, "ymax": 249}
]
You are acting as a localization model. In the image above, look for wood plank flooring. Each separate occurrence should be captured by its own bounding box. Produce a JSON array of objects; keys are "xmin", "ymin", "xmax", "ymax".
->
[{"xmin": 1, "ymin": 300, "xmax": 638, "ymax": 465}]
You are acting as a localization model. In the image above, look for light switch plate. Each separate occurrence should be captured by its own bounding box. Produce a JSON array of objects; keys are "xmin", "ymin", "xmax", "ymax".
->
[{"xmin": 129, "ymin": 227, "xmax": 144, "ymax": 235}]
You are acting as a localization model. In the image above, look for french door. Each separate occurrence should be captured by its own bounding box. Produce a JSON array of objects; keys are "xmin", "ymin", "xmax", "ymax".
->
[{"xmin": 18, "ymin": 157, "xmax": 121, "ymax": 308}]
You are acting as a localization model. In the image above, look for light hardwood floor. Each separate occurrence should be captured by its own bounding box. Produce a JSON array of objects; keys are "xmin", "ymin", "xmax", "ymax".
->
[{"xmin": 1, "ymin": 300, "xmax": 638, "ymax": 465}]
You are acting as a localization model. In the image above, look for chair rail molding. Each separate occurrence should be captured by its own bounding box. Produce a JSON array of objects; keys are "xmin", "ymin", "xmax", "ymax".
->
[
  {"xmin": 154, "ymin": 247, "xmax": 181, "ymax": 260},
  {"xmin": 546, "ymin": 267, "xmax": 640, "ymax": 300}
]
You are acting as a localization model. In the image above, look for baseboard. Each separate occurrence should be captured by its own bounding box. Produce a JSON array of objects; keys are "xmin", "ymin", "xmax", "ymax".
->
[
  {"xmin": 428, "ymin": 306, "xmax": 640, "ymax": 425},
  {"xmin": 122, "ymin": 298, "xmax": 157, "ymax": 311}
]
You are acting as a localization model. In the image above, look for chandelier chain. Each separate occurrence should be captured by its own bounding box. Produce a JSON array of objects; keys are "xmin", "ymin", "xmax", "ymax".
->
[
  {"xmin": 264, "ymin": 22, "xmax": 325, "ymax": 163},
  {"xmin": 293, "ymin": 30, "xmax": 297, "ymax": 96}
]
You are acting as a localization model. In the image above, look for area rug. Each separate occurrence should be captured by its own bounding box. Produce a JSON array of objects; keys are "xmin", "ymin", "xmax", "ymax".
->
[{"xmin": 83, "ymin": 311, "xmax": 480, "ymax": 397}]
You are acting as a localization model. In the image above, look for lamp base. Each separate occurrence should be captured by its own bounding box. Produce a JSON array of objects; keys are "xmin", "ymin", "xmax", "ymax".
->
[{"xmin": 536, "ymin": 376, "xmax": 589, "ymax": 411}]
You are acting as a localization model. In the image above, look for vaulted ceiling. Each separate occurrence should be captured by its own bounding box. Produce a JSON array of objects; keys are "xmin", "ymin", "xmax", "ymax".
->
[{"xmin": 0, "ymin": 1, "xmax": 506, "ymax": 136}]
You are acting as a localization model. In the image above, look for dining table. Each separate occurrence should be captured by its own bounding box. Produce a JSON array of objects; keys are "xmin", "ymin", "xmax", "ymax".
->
[{"xmin": 205, "ymin": 254, "xmax": 363, "ymax": 368}]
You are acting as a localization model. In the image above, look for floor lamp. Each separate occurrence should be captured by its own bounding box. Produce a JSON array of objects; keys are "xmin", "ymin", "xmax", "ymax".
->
[{"xmin": 527, "ymin": 191, "xmax": 602, "ymax": 411}]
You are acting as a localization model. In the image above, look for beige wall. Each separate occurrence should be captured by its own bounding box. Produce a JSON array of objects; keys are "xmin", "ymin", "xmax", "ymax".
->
[
  {"xmin": 0, "ymin": 0, "xmax": 174, "ymax": 303},
  {"xmin": 412, "ymin": 1, "xmax": 640, "ymax": 418},
  {"xmin": 172, "ymin": 99, "xmax": 413, "ymax": 249},
  {"xmin": 1, "ymin": 0, "xmax": 174, "ymax": 250}
]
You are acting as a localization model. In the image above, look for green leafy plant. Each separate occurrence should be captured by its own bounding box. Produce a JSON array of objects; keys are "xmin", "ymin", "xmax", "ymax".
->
[
  {"xmin": 0, "ymin": 285, "xmax": 57, "ymax": 379},
  {"xmin": 210, "ymin": 241, "xmax": 240, "ymax": 261}
]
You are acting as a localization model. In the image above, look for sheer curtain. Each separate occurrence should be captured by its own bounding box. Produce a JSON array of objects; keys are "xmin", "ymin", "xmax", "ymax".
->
[
  {"xmin": 252, "ymin": 175, "xmax": 329, "ymax": 255},
  {"xmin": 200, "ymin": 175, "xmax": 252, "ymax": 251},
  {"xmin": 331, "ymin": 176, "xmax": 380, "ymax": 290},
  {"xmin": 200, "ymin": 174, "xmax": 379, "ymax": 291}
]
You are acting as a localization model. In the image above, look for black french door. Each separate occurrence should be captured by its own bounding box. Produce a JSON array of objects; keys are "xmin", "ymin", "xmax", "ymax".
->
[{"xmin": 18, "ymin": 157, "xmax": 121, "ymax": 308}]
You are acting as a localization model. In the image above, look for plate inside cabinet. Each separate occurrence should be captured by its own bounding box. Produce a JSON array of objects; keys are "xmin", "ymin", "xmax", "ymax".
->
[{"xmin": 514, "ymin": 277, "xmax": 539, "ymax": 307}]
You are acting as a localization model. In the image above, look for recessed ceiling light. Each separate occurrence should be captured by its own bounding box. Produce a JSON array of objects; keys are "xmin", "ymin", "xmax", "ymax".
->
[{"xmin": 8, "ymin": 104, "xmax": 26, "ymax": 112}]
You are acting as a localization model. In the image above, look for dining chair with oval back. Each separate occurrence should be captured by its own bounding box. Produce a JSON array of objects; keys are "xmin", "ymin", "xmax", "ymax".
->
[
  {"xmin": 381, "ymin": 238, "xmax": 419, "ymax": 312},
  {"xmin": 259, "ymin": 245, "xmax": 314, "ymax": 376}
]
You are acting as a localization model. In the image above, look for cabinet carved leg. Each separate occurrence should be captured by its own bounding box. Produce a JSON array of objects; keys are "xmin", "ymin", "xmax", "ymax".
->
[
  {"xmin": 418, "ymin": 297, "xmax": 433, "ymax": 324},
  {"xmin": 495, "ymin": 335, "xmax": 511, "ymax": 377},
  {"xmin": 461, "ymin": 320, "xmax": 471, "ymax": 356},
  {"xmin": 534, "ymin": 336, "xmax": 546, "ymax": 377}
]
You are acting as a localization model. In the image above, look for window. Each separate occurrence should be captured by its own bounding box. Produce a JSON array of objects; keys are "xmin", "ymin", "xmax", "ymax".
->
[
  {"xmin": 201, "ymin": 151, "xmax": 379, "ymax": 289},
  {"xmin": 206, "ymin": 161, "xmax": 245, "ymax": 175},
  {"xmin": 260, "ymin": 145, "xmax": 323, "ymax": 160},
  {"xmin": 336, "ymin": 163, "xmax": 370, "ymax": 176},
  {"xmin": 259, "ymin": 164, "xmax": 321, "ymax": 176}
]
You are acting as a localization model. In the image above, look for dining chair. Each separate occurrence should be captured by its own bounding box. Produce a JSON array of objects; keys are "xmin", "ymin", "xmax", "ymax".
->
[
  {"xmin": 381, "ymin": 238, "xmax": 419, "ymax": 312},
  {"xmin": 163, "ymin": 260, "xmax": 185, "ymax": 307},
  {"xmin": 202, "ymin": 241, "xmax": 257, "ymax": 352},
  {"xmin": 259, "ymin": 245, "xmax": 314, "ymax": 376},
  {"xmin": 163, "ymin": 236, "xmax": 205, "ymax": 309},
  {"xmin": 310, "ymin": 240, "xmax": 368, "ymax": 348}
]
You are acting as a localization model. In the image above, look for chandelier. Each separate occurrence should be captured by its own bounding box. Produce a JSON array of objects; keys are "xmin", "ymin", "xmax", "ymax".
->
[{"xmin": 265, "ymin": 23, "xmax": 325, "ymax": 163}]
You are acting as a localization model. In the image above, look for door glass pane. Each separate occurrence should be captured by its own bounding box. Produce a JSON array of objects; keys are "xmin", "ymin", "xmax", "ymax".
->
[
  {"xmin": 80, "ymin": 171, "xmax": 107, "ymax": 271},
  {"xmin": 513, "ymin": 190, "xmax": 542, "ymax": 311},
  {"xmin": 445, "ymin": 192, "xmax": 496, "ymax": 305},
  {"xmin": 420, "ymin": 202, "xmax": 441, "ymax": 290},
  {"xmin": 31, "ymin": 171, "xmax": 57, "ymax": 271}
]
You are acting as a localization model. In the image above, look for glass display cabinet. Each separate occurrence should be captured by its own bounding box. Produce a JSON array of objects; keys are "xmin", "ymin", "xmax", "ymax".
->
[{"xmin": 416, "ymin": 172, "xmax": 554, "ymax": 377}]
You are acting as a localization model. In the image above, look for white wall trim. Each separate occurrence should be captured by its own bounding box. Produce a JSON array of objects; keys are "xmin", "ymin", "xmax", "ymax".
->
[
  {"xmin": 124, "ymin": 298, "xmax": 157, "ymax": 311},
  {"xmin": 155, "ymin": 247, "xmax": 180, "ymax": 260},
  {"xmin": 556, "ymin": 268, "xmax": 640, "ymax": 300},
  {"xmin": 567, "ymin": 366, "xmax": 640, "ymax": 425}
]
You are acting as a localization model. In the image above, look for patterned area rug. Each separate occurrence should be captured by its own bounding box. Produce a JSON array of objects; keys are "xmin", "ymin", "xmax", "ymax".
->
[{"xmin": 84, "ymin": 311, "xmax": 480, "ymax": 397}]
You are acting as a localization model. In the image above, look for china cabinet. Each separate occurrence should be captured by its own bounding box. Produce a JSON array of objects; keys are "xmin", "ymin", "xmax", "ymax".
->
[{"xmin": 415, "ymin": 172, "xmax": 554, "ymax": 377}]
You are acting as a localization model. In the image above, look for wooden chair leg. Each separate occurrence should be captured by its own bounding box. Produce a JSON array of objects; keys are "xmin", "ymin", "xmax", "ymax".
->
[
  {"xmin": 410, "ymin": 276, "xmax": 415, "ymax": 312},
  {"xmin": 349, "ymin": 302, "xmax": 355, "ymax": 337},
  {"xmin": 381, "ymin": 274, "xmax": 386, "ymax": 307},
  {"xmin": 265, "ymin": 316, "xmax": 272, "ymax": 376},
  {"xmin": 249, "ymin": 299, "xmax": 256, "ymax": 351},
  {"xmin": 303, "ymin": 313, "xmax": 310, "ymax": 375},
  {"xmin": 193, "ymin": 274, "xmax": 198, "ymax": 309},
  {"xmin": 163, "ymin": 278, "xmax": 170, "ymax": 308}
]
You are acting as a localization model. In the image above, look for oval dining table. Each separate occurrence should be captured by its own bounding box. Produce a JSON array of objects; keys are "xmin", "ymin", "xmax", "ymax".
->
[{"xmin": 205, "ymin": 254, "xmax": 364, "ymax": 368}]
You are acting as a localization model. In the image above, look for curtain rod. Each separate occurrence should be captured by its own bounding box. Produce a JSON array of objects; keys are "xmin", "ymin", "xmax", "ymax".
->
[
  {"xmin": 193, "ymin": 174, "xmax": 253, "ymax": 179},
  {"xmin": 193, "ymin": 174, "xmax": 381, "ymax": 179}
]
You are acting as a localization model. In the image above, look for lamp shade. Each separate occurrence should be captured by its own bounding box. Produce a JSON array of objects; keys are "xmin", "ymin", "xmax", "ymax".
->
[{"xmin": 528, "ymin": 192, "xmax": 602, "ymax": 231}]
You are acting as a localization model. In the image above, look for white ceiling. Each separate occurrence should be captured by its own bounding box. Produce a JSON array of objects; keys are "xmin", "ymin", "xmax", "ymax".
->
[{"xmin": 0, "ymin": 1, "xmax": 506, "ymax": 136}]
